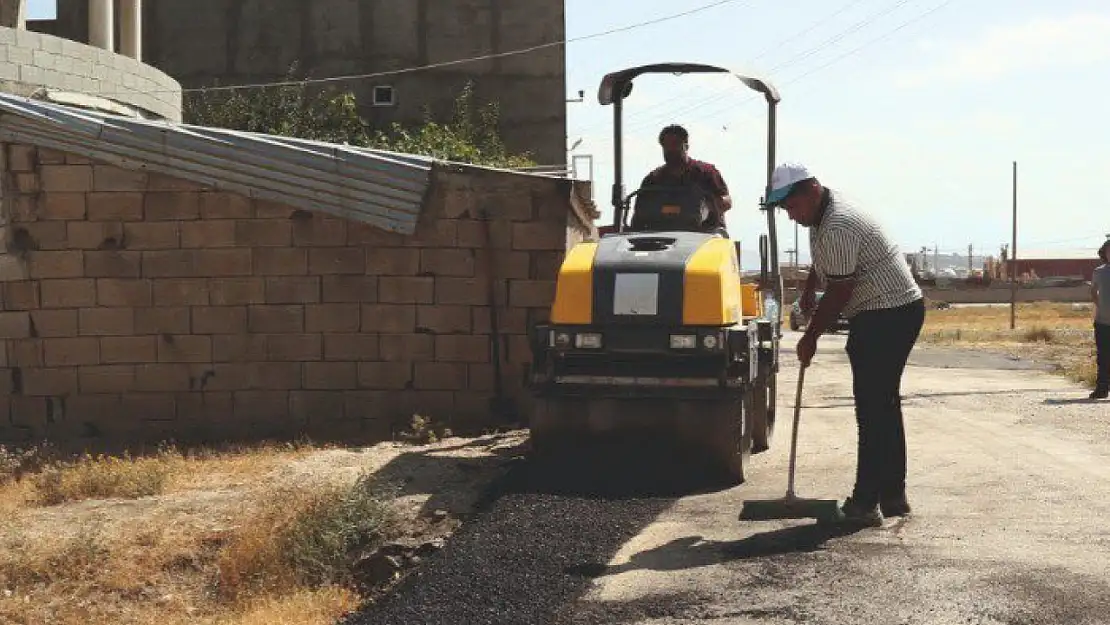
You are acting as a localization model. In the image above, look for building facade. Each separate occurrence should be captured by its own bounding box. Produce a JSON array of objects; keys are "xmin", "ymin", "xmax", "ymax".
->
[{"xmin": 31, "ymin": 0, "xmax": 568, "ymax": 167}]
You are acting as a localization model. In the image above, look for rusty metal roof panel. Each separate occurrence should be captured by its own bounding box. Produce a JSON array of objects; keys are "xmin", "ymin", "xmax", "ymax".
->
[{"xmin": 0, "ymin": 92, "xmax": 436, "ymax": 235}]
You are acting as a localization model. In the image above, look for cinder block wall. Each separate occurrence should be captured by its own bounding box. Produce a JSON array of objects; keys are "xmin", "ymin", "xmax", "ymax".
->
[{"xmin": 0, "ymin": 143, "xmax": 595, "ymax": 448}]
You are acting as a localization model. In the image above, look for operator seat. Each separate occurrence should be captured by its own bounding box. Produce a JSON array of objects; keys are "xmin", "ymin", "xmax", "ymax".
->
[{"xmin": 629, "ymin": 184, "xmax": 728, "ymax": 237}]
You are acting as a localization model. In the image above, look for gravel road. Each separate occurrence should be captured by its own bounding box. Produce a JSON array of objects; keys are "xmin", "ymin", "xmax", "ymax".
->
[{"xmin": 352, "ymin": 331, "xmax": 1110, "ymax": 625}]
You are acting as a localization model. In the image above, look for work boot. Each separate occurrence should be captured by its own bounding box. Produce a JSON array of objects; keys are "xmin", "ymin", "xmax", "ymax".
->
[
  {"xmin": 1090, "ymin": 389, "xmax": 1108, "ymax": 400},
  {"xmin": 838, "ymin": 496, "xmax": 883, "ymax": 527},
  {"xmin": 880, "ymin": 494, "xmax": 912, "ymax": 517}
]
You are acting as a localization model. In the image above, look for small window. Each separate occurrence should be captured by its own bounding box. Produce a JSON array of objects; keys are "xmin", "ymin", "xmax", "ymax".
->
[{"xmin": 372, "ymin": 86, "xmax": 396, "ymax": 107}]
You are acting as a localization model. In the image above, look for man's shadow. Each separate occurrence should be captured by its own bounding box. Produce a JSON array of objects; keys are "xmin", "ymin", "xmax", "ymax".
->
[
  {"xmin": 1044, "ymin": 397, "xmax": 1105, "ymax": 406},
  {"xmin": 565, "ymin": 523, "xmax": 866, "ymax": 578}
]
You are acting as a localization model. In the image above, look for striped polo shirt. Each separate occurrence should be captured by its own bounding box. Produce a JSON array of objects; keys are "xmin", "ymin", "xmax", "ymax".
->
[{"xmin": 808, "ymin": 189, "xmax": 922, "ymax": 319}]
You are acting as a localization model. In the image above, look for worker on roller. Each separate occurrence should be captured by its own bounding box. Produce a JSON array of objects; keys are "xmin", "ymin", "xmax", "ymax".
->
[
  {"xmin": 634, "ymin": 124, "xmax": 732, "ymax": 234},
  {"xmin": 768, "ymin": 162, "xmax": 924, "ymax": 527}
]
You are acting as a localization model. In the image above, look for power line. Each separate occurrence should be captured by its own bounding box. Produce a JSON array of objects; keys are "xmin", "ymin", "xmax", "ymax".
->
[
  {"xmin": 175, "ymin": 0, "xmax": 748, "ymax": 95},
  {"xmin": 598, "ymin": 0, "xmax": 929, "ymax": 139},
  {"xmin": 575, "ymin": 0, "xmax": 872, "ymax": 135}
]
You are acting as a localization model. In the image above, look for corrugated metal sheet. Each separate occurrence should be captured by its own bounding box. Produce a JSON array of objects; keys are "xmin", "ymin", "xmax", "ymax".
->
[{"xmin": 0, "ymin": 92, "xmax": 436, "ymax": 235}]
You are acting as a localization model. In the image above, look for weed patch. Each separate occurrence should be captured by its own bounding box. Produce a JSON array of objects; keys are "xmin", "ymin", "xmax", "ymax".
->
[
  {"xmin": 216, "ymin": 471, "xmax": 400, "ymax": 603},
  {"xmin": 31, "ymin": 450, "xmax": 181, "ymax": 506}
]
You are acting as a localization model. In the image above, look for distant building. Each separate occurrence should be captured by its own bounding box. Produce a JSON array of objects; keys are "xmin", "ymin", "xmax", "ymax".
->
[
  {"xmin": 1006, "ymin": 258, "xmax": 1099, "ymax": 282},
  {"xmin": 29, "ymin": 0, "xmax": 568, "ymax": 167}
]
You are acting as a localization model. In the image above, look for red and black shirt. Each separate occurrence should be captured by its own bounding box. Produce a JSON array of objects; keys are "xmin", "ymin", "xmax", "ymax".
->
[{"xmin": 640, "ymin": 158, "xmax": 730, "ymax": 206}]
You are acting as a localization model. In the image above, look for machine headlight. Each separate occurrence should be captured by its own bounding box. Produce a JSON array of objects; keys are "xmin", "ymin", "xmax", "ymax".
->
[
  {"xmin": 670, "ymin": 335, "xmax": 697, "ymax": 349},
  {"xmin": 702, "ymin": 334, "xmax": 720, "ymax": 350},
  {"xmin": 552, "ymin": 332, "xmax": 572, "ymax": 348},
  {"xmin": 575, "ymin": 333, "xmax": 603, "ymax": 349}
]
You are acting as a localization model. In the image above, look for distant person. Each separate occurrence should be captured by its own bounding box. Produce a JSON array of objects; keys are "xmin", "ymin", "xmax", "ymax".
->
[
  {"xmin": 1091, "ymin": 240, "xmax": 1110, "ymax": 400},
  {"xmin": 768, "ymin": 162, "xmax": 924, "ymax": 527},
  {"xmin": 635, "ymin": 124, "xmax": 732, "ymax": 232}
]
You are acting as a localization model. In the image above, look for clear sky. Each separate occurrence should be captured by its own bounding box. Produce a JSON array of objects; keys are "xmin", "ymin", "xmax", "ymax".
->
[{"xmin": 25, "ymin": 0, "xmax": 1110, "ymax": 267}]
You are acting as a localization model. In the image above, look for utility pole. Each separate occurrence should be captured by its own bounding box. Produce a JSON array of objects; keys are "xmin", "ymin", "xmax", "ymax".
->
[
  {"xmin": 934, "ymin": 245, "xmax": 939, "ymax": 274},
  {"xmin": 1010, "ymin": 161, "xmax": 1018, "ymax": 330},
  {"xmin": 968, "ymin": 244, "xmax": 973, "ymax": 273}
]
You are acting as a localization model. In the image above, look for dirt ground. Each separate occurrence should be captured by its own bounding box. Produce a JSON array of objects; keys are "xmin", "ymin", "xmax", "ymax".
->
[{"xmin": 354, "ymin": 330, "xmax": 1110, "ymax": 625}]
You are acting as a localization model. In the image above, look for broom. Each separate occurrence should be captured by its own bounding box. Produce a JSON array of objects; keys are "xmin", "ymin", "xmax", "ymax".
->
[{"xmin": 738, "ymin": 362, "xmax": 843, "ymax": 522}]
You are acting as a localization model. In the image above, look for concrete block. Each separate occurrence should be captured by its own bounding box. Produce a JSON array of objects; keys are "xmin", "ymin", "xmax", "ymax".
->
[
  {"xmin": 40, "ymin": 194, "xmax": 87, "ymax": 220},
  {"xmin": 379, "ymin": 277, "xmax": 434, "ymax": 304},
  {"xmin": 309, "ymin": 247, "xmax": 365, "ymax": 275},
  {"xmin": 414, "ymin": 363, "xmax": 467, "ymax": 390},
  {"xmin": 248, "ymin": 305, "xmax": 304, "ymax": 334},
  {"xmin": 435, "ymin": 277, "xmax": 492, "ymax": 306},
  {"xmin": 379, "ymin": 334, "xmax": 433, "ymax": 361},
  {"xmin": 266, "ymin": 334, "xmax": 323, "ymax": 362},
  {"xmin": 212, "ymin": 335, "xmax": 267, "ymax": 363},
  {"xmin": 141, "ymin": 250, "xmax": 194, "ymax": 277},
  {"xmin": 305, "ymin": 304, "xmax": 361, "ymax": 333},
  {"xmin": 29, "ymin": 310, "xmax": 78, "ymax": 338},
  {"xmin": 511, "ymin": 222, "xmax": 565, "ymax": 251},
  {"xmin": 323, "ymin": 333, "xmax": 380, "ymax": 362},
  {"xmin": 156, "ymin": 335, "xmax": 213, "ymax": 364},
  {"xmin": 67, "ymin": 221, "xmax": 125, "ymax": 250},
  {"xmin": 99, "ymin": 337, "xmax": 158, "ymax": 365},
  {"xmin": 233, "ymin": 391, "xmax": 291, "ymax": 420},
  {"xmin": 435, "ymin": 335, "xmax": 490, "ymax": 363},
  {"xmin": 39, "ymin": 165, "xmax": 93, "ymax": 193},
  {"xmin": 79, "ymin": 365, "xmax": 137, "ymax": 394},
  {"xmin": 357, "ymin": 361, "xmax": 412, "ymax": 391},
  {"xmin": 200, "ymin": 192, "xmax": 253, "ymax": 219},
  {"xmin": 96, "ymin": 279, "xmax": 153, "ymax": 307},
  {"xmin": 40, "ymin": 279, "xmax": 96, "ymax": 308},
  {"xmin": 420, "ymin": 248, "xmax": 475, "ymax": 277},
  {"xmin": 360, "ymin": 304, "xmax": 416, "ymax": 333},
  {"xmin": 235, "ymin": 219, "xmax": 292, "ymax": 247},
  {"xmin": 21, "ymin": 222, "xmax": 69, "ymax": 250},
  {"xmin": 322, "ymin": 275, "xmax": 377, "ymax": 303},
  {"xmin": 87, "ymin": 193, "xmax": 144, "ymax": 221},
  {"xmin": 145, "ymin": 192, "xmax": 200, "ymax": 221},
  {"xmin": 194, "ymin": 249, "xmax": 252, "ymax": 277},
  {"xmin": 78, "ymin": 307, "xmax": 136, "ymax": 336},
  {"xmin": 7, "ymin": 339, "xmax": 43, "ymax": 367},
  {"xmin": 181, "ymin": 220, "xmax": 236, "ymax": 248},
  {"xmin": 509, "ymin": 279, "xmax": 556, "ymax": 308},
  {"xmin": 265, "ymin": 276, "xmax": 320, "ymax": 304},
  {"xmin": 134, "ymin": 364, "xmax": 193, "ymax": 393},
  {"xmin": 27, "ymin": 250, "xmax": 84, "ymax": 279},
  {"xmin": 208, "ymin": 278, "xmax": 265, "ymax": 305},
  {"xmin": 0, "ymin": 312, "xmax": 31, "ymax": 339},
  {"xmin": 192, "ymin": 306, "xmax": 248, "ymax": 334},
  {"xmin": 85, "ymin": 251, "xmax": 142, "ymax": 278},
  {"xmin": 365, "ymin": 247, "xmax": 420, "ymax": 276},
  {"xmin": 293, "ymin": 217, "xmax": 347, "ymax": 247},
  {"xmin": 92, "ymin": 165, "xmax": 148, "ymax": 192},
  {"xmin": 416, "ymin": 305, "xmax": 472, "ymax": 334},
  {"xmin": 124, "ymin": 222, "xmax": 181, "ymax": 250},
  {"xmin": 2, "ymin": 282, "xmax": 40, "ymax": 310},
  {"xmin": 303, "ymin": 362, "xmax": 358, "ymax": 390},
  {"xmin": 253, "ymin": 248, "xmax": 307, "ymax": 276},
  {"xmin": 152, "ymin": 278, "xmax": 209, "ymax": 306},
  {"xmin": 21, "ymin": 367, "xmax": 79, "ymax": 396},
  {"xmin": 43, "ymin": 337, "xmax": 100, "ymax": 366},
  {"xmin": 134, "ymin": 307, "xmax": 191, "ymax": 335}
]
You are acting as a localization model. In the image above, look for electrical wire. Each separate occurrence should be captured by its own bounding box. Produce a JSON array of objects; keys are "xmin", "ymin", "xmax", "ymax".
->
[{"xmin": 175, "ymin": 0, "xmax": 749, "ymax": 94}]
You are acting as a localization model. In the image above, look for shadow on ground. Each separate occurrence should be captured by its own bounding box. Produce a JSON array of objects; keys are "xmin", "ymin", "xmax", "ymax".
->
[{"xmin": 565, "ymin": 523, "xmax": 865, "ymax": 579}]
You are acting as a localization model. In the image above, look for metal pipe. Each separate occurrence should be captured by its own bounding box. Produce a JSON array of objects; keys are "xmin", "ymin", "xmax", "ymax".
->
[
  {"xmin": 764, "ymin": 100, "xmax": 783, "ymax": 328},
  {"xmin": 88, "ymin": 0, "xmax": 114, "ymax": 51},
  {"xmin": 612, "ymin": 96, "xmax": 624, "ymax": 231},
  {"xmin": 119, "ymin": 0, "xmax": 142, "ymax": 60},
  {"xmin": 1010, "ymin": 160, "xmax": 1017, "ymax": 330}
]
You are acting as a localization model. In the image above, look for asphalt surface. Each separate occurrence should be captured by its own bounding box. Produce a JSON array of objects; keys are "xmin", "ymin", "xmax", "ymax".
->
[{"xmin": 351, "ymin": 330, "xmax": 1110, "ymax": 625}]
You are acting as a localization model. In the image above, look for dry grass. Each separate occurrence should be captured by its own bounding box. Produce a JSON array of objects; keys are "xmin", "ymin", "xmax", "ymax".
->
[
  {"xmin": 0, "ymin": 440, "xmax": 411, "ymax": 625},
  {"xmin": 921, "ymin": 302, "xmax": 1099, "ymax": 388}
]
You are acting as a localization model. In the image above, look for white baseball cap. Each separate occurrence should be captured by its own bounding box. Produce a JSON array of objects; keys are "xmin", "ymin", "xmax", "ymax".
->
[{"xmin": 767, "ymin": 162, "xmax": 815, "ymax": 206}]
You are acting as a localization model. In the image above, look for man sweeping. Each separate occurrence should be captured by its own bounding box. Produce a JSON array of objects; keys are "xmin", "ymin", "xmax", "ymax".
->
[{"xmin": 767, "ymin": 163, "xmax": 925, "ymax": 527}]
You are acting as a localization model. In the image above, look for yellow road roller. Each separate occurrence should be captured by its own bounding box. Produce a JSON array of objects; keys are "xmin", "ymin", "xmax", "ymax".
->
[{"xmin": 528, "ymin": 63, "xmax": 787, "ymax": 485}]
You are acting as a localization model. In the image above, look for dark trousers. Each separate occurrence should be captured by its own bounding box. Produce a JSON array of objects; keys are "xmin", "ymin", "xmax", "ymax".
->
[
  {"xmin": 1097, "ymin": 322, "xmax": 1110, "ymax": 392},
  {"xmin": 845, "ymin": 298, "xmax": 926, "ymax": 507}
]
